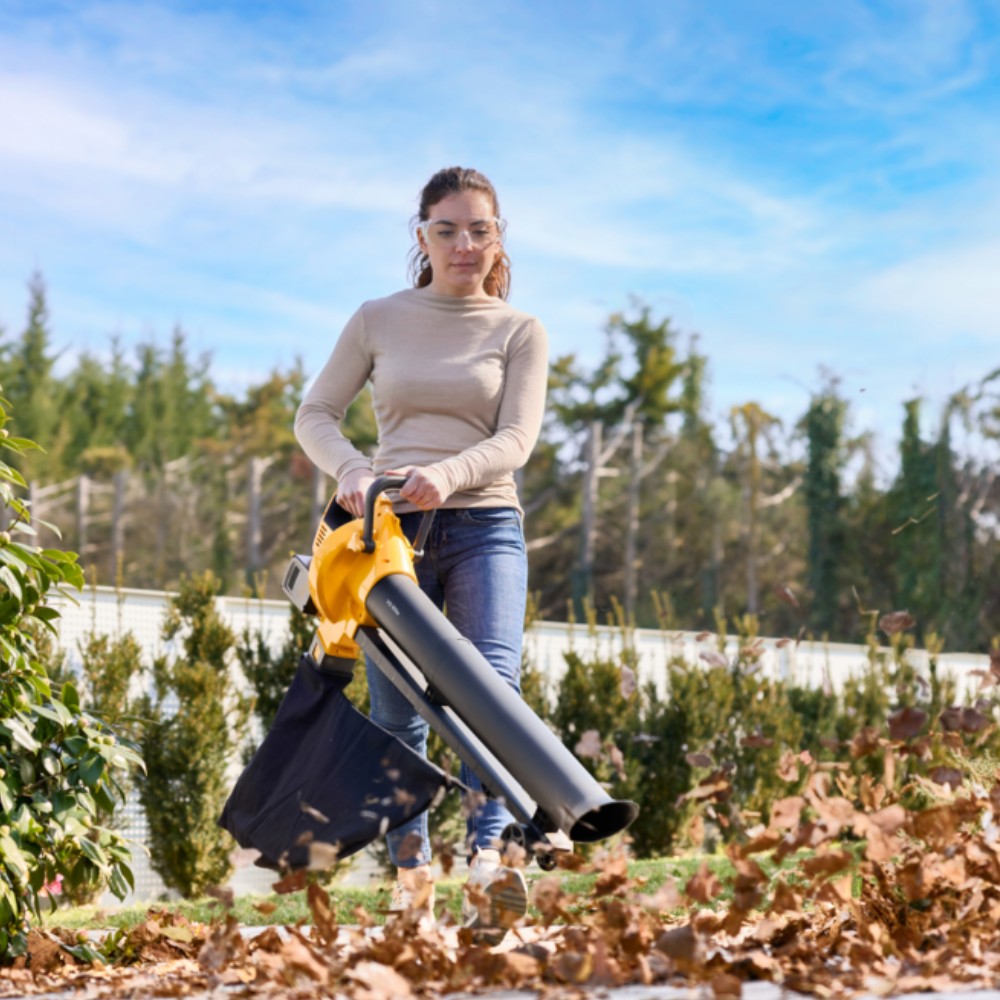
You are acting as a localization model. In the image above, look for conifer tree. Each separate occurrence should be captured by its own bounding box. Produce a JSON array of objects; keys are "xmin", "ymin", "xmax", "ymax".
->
[
  {"xmin": 0, "ymin": 273, "xmax": 62, "ymax": 480},
  {"xmin": 804, "ymin": 383, "xmax": 847, "ymax": 635},
  {"xmin": 889, "ymin": 400, "xmax": 942, "ymax": 639},
  {"xmin": 138, "ymin": 572, "xmax": 252, "ymax": 897}
]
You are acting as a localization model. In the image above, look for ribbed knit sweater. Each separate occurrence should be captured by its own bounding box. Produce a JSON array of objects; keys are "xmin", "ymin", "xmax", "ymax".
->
[{"xmin": 294, "ymin": 288, "xmax": 549, "ymax": 512}]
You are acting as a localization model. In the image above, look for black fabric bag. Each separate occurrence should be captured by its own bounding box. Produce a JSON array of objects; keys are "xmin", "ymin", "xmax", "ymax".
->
[{"xmin": 219, "ymin": 654, "xmax": 455, "ymax": 870}]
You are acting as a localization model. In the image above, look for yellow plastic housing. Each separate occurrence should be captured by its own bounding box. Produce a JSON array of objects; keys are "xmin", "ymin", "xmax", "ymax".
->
[{"xmin": 308, "ymin": 496, "xmax": 417, "ymax": 659}]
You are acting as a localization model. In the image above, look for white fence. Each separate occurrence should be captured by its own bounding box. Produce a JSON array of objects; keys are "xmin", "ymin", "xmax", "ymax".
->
[{"xmin": 46, "ymin": 586, "xmax": 991, "ymax": 904}]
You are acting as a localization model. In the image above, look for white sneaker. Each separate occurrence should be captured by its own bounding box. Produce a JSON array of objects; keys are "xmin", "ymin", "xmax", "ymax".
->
[{"xmin": 461, "ymin": 848, "xmax": 528, "ymax": 937}]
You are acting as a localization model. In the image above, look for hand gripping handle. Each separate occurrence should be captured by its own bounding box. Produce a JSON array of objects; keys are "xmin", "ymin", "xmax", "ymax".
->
[{"xmin": 362, "ymin": 475, "xmax": 434, "ymax": 559}]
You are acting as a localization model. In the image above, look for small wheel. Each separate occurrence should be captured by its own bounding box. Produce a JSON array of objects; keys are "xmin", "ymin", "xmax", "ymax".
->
[
  {"xmin": 536, "ymin": 850, "xmax": 558, "ymax": 872},
  {"xmin": 499, "ymin": 822, "xmax": 538, "ymax": 864}
]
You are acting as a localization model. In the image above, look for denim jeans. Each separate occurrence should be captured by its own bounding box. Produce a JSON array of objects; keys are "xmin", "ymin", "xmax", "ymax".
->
[{"xmin": 365, "ymin": 507, "xmax": 527, "ymax": 868}]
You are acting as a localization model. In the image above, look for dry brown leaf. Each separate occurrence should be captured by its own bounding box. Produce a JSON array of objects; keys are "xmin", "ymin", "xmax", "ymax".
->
[
  {"xmin": 575, "ymin": 729, "xmax": 602, "ymax": 758},
  {"xmin": 774, "ymin": 583, "xmax": 800, "ymax": 609},
  {"xmin": 768, "ymin": 878, "xmax": 801, "ymax": 914},
  {"xmin": 851, "ymin": 726, "xmax": 882, "ymax": 758},
  {"xmin": 711, "ymin": 970, "xmax": 744, "ymax": 997},
  {"xmin": 769, "ymin": 796, "xmax": 806, "ymax": 830},
  {"xmin": 685, "ymin": 861, "xmax": 723, "ymax": 903},
  {"xmin": 307, "ymin": 881, "xmax": 338, "ymax": 945},
  {"xmin": 277, "ymin": 934, "xmax": 329, "ymax": 985},
  {"xmin": 550, "ymin": 949, "xmax": 593, "ymax": 984},
  {"xmin": 700, "ymin": 650, "xmax": 729, "ymax": 668},
  {"xmin": 271, "ymin": 868, "xmax": 308, "ymax": 895},
  {"xmin": 347, "ymin": 960, "xmax": 413, "ymax": 998},
  {"xmin": 300, "ymin": 801, "xmax": 330, "ymax": 823},
  {"xmin": 888, "ymin": 705, "xmax": 928, "ymax": 741},
  {"xmin": 654, "ymin": 923, "xmax": 699, "ymax": 966},
  {"xmin": 879, "ymin": 610, "xmax": 915, "ymax": 635},
  {"xmin": 776, "ymin": 748, "xmax": 802, "ymax": 782},
  {"xmin": 619, "ymin": 664, "xmax": 637, "ymax": 699},
  {"xmin": 800, "ymin": 849, "xmax": 853, "ymax": 880},
  {"xmin": 929, "ymin": 766, "xmax": 964, "ymax": 790}
]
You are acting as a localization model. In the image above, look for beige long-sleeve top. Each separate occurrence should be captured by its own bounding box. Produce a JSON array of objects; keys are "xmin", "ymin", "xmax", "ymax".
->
[{"xmin": 294, "ymin": 288, "xmax": 549, "ymax": 513}]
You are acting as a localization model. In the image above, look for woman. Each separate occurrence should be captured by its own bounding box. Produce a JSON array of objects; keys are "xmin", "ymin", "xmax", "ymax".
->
[{"xmin": 294, "ymin": 166, "xmax": 548, "ymax": 931}]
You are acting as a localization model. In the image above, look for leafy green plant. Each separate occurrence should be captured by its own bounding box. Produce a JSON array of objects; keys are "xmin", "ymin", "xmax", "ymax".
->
[{"xmin": 0, "ymin": 391, "xmax": 142, "ymax": 957}]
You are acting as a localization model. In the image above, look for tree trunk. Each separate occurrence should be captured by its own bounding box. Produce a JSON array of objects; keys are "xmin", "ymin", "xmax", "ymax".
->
[
  {"xmin": 247, "ymin": 457, "xmax": 265, "ymax": 583},
  {"xmin": 573, "ymin": 420, "xmax": 602, "ymax": 615},
  {"xmin": 111, "ymin": 469, "xmax": 127, "ymax": 584},
  {"xmin": 76, "ymin": 474, "xmax": 90, "ymax": 562},
  {"xmin": 311, "ymin": 462, "xmax": 329, "ymax": 533},
  {"xmin": 624, "ymin": 421, "xmax": 643, "ymax": 622}
]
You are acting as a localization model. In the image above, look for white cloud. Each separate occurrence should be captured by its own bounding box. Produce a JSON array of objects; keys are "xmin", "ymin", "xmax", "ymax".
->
[
  {"xmin": 857, "ymin": 238, "xmax": 1000, "ymax": 342},
  {"xmin": 2, "ymin": 0, "xmax": 999, "ymax": 456}
]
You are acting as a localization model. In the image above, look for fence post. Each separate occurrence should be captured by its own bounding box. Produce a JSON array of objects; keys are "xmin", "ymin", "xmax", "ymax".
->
[
  {"xmin": 572, "ymin": 420, "xmax": 602, "ymax": 614},
  {"xmin": 76, "ymin": 474, "xmax": 90, "ymax": 558},
  {"xmin": 111, "ymin": 469, "xmax": 128, "ymax": 584},
  {"xmin": 624, "ymin": 421, "xmax": 643, "ymax": 622},
  {"xmin": 247, "ymin": 457, "xmax": 264, "ymax": 581},
  {"xmin": 311, "ymin": 462, "xmax": 328, "ymax": 533}
]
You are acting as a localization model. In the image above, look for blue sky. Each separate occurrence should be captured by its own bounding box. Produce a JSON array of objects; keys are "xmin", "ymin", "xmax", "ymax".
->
[{"xmin": 1, "ymin": 0, "xmax": 998, "ymax": 464}]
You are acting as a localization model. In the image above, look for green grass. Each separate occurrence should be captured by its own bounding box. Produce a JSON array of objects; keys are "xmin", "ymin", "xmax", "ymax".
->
[
  {"xmin": 41, "ymin": 849, "xmax": 855, "ymax": 933},
  {"xmin": 41, "ymin": 856, "xmax": 703, "ymax": 932}
]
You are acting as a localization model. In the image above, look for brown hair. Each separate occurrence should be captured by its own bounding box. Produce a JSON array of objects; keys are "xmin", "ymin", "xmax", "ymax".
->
[{"xmin": 408, "ymin": 166, "xmax": 511, "ymax": 300}]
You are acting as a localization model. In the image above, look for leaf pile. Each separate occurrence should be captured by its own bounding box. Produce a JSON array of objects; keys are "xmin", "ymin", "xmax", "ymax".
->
[{"xmin": 9, "ymin": 681, "xmax": 1000, "ymax": 996}]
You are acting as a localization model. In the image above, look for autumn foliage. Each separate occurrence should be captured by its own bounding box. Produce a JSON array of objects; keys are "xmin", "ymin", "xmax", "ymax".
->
[{"xmin": 5, "ymin": 608, "xmax": 1000, "ymax": 994}]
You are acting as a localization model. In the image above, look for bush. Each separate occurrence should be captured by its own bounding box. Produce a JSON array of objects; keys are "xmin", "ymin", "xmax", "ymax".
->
[
  {"xmin": 137, "ymin": 572, "xmax": 252, "ymax": 898},
  {"xmin": 0, "ymin": 395, "xmax": 141, "ymax": 957}
]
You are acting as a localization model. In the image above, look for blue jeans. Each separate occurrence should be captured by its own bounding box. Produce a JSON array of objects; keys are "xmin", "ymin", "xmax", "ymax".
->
[{"xmin": 365, "ymin": 507, "xmax": 527, "ymax": 868}]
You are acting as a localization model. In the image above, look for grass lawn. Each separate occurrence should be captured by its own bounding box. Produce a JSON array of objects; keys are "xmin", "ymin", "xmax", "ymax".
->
[{"xmin": 41, "ymin": 856, "xmax": 707, "ymax": 932}]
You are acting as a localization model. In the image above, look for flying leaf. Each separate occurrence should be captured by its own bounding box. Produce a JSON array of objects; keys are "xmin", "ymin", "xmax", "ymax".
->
[
  {"xmin": 700, "ymin": 650, "xmax": 729, "ymax": 668},
  {"xmin": 685, "ymin": 861, "xmax": 723, "ymax": 903},
  {"xmin": 619, "ymin": 664, "xmax": 637, "ymax": 699},
  {"xmin": 879, "ymin": 610, "xmax": 915, "ymax": 635},
  {"xmin": 575, "ymin": 729, "xmax": 602, "ymax": 758},
  {"xmin": 888, "ymin": 705, "xmax": 927, "ymax": 741}
]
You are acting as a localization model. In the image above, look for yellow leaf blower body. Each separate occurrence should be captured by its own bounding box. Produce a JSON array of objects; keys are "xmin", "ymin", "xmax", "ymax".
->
[{"xmin": 268, "ymin": 476, "xmax": 638, "ymax": 868}]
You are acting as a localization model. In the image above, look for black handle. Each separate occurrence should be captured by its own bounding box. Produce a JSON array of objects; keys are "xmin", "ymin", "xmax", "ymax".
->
[{"xmin": 362, "ymin": 475, "xmax": 434, "ymax": 560}]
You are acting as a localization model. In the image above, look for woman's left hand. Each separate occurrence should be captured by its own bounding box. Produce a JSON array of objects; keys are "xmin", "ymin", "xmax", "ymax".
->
[{"xmin": 390, "ymin": 466, "xmax": 451, "ymax": 510}]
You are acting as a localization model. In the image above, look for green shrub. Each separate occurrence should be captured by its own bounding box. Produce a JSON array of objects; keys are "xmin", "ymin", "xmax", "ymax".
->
[
  {"xmin": 137, "ymin": 572, "xmax": 252, "ymax": 898},
  {"xmin": 0, "ymin": 394, "xmax": 141, "ymax": 957}
]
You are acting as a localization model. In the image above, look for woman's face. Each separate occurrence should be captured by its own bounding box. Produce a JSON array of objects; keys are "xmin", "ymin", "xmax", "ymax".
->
[{"xmin": 416, "ymin": 190, "xmax": 500, "ymax": 298}]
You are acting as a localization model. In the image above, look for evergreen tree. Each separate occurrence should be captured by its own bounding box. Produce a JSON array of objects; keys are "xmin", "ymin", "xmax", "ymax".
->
[
  {"xmin": 889, "ymin": 400, "xmax": 942, "ymax": 639},
  {"xmin": 138, "ymin": 573, "xmax": 252, "ymax": 897},
  {"xmin": 804, "ymin": 382, "xmax": 847, "ymax": 635},
  {"xmin": 729, "ymin": 401, "xmax": 783, "ymax": 615},
  {"xmin": 61, "ymin": 338, "xmax": 134, "ymax": 472},
  {"xmin": 0, "ymin": 273, "xmax": 63, "ymax": 480}
]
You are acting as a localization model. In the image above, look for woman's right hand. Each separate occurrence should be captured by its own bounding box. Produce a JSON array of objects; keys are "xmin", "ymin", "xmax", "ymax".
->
[{"xmin": 335, "ymin": 468, "xmax": 376, "ymax": 519}]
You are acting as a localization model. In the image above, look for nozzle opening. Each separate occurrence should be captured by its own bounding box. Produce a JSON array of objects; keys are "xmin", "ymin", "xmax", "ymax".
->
[{"xmin": 568, "ymin": 800, "xmax": 639, "ymax": 843}]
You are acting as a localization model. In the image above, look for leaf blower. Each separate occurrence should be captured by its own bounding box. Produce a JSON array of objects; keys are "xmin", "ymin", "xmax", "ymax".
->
[{"xmin": 221, "ymin": 476, "xmax": 638, "ymax": 871}]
